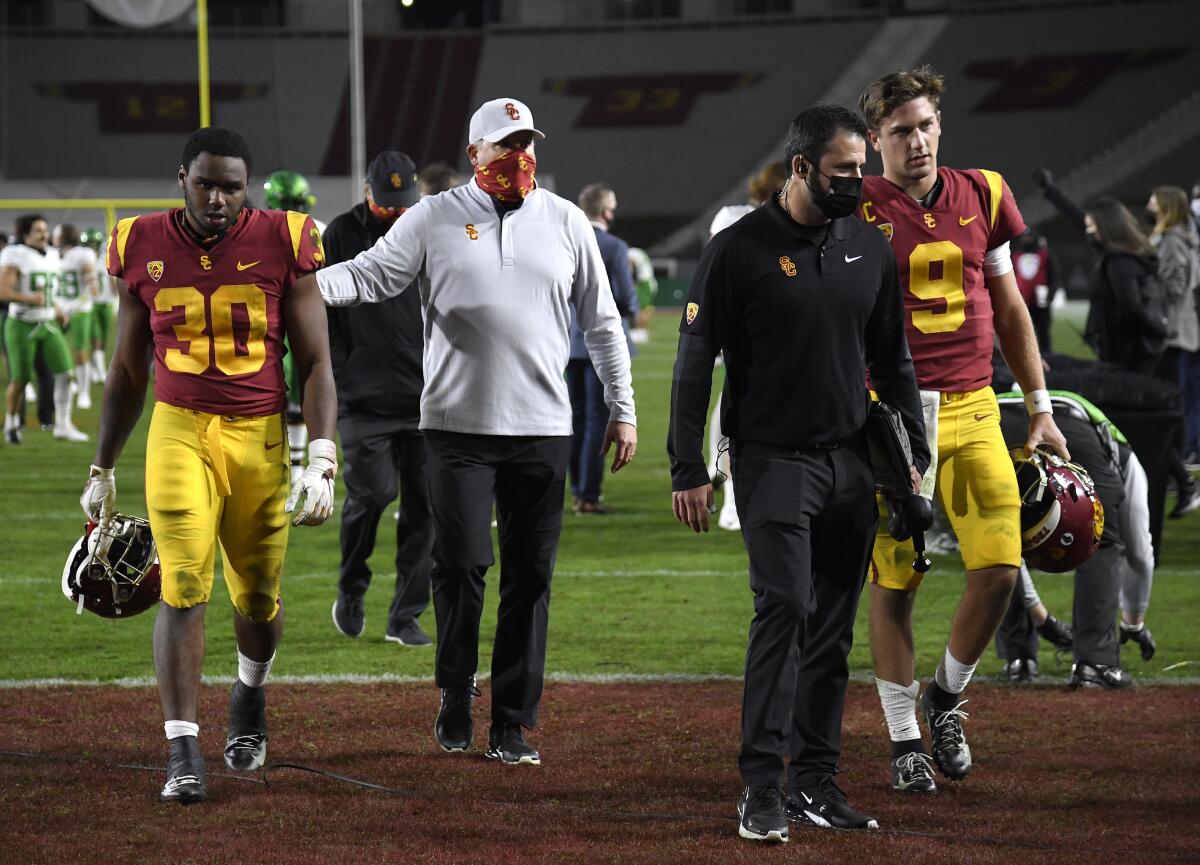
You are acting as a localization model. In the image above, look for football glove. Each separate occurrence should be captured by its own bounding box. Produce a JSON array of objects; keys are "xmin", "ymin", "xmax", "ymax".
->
[
  {"xmin": 80, "ymin": 465, "xmax": 117, "ymax": 525},
  {"xmin": 285, "ymin": 438, "xmax": 337, "ymax": 526}
]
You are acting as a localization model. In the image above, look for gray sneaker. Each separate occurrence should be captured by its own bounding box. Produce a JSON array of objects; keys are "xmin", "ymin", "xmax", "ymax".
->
[
  {"xmin": 332, "ymin": 592, "xmax": 365, "ymax": 637},
  {"xmin": 386, "ymin": 619, "xmax": 432, "ymax": 646}
]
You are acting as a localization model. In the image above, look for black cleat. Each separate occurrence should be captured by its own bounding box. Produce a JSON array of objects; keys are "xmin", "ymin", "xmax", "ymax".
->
[
  {"xmin": 5, "ymin": 427, "xmax": 21, "ymax": 445},
  {"xmin": 890, "ymin": 751, "xmax": 938, "ymax": 794},
  {"xmin": 332, "ymin": 592, "xmax": 365, "ymax": 637},
  {"xmin": 224, "ymin": 681, "xmax": 267, "ymax": 771},
  {"xmin": 485, "ymin": 724, "xmax": 541, "ymax": 766},
  {"xmin": 786, "ymin": 776, "xmax": 879, "ymax": 829},
  {"xmin": 1036, "ymin": 615, "xmax": 1074, "ymax": 651},
  {"xmin": 738, "ymin": 786, "xmax": 789, "ymax": 843},
  {"xmin": 1068, "ymin": 662, "xmax": 1133, "ymax": 689},
  {"xmin": 435, "ymin": 678, "xmax": 479, "ymax": 752},
  {"xmin": 921, "ymin": 687, "xmax": 972, "ymax": 781},
  {"xmin": 160, "ymin": 736, "xmax": 207, "ymax": 804},
  {"xmin": 1004, "ymin": 657, "xmax": 1039, "ymax": 683},
  {"xmin": 1120, "ymin": 625, "xmax": 1157, "ymax": 661}
]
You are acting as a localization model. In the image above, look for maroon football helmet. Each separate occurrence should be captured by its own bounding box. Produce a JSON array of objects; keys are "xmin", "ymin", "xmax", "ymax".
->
[
  {"xmin": 1011, "ymin": 448, "xmax": 1104, "ymax": 573},
  {"xmin": 62, "ymin": 514, "xmax": 161, "ymax": 618}
]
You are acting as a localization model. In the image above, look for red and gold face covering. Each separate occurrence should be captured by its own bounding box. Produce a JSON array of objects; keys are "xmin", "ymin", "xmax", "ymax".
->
[
  {"xmin": 474, "ymin": 149, "xmax": 537, "ymax": 202},
  {"xmin": 368, "ymin": 200, "xmax": 405, "ymax": 224}
]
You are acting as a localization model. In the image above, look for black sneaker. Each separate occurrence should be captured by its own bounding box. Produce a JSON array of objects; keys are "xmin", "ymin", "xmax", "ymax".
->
[
  {"xmin": 1004, "ymin": 657, "xmax": 1039, "ymax": 683},
  {"xmin": 385, "ymin": 619, "xmax": 432, "ymax": 647},
  {"xmin": 890, "ymin": 751, "xmax": 937, "ymax": 793},
  {"xmin": 160, "ymin": 736, "xmax": 207, "ymax": 804},
  {"xmin": 1068, "ymin": 661, "xmax": 1133, "ymax": 689},
  {"xmin": 786, "ymin": 776, "xmax": 879, "ymax": 829},
  {"xmin": 1120, "ymin": 624, "xmax": 1157, "ymax": 661},
  {"xmin": 224, "ymin": 681, "xmax": 267, "ymax": 771},
  {"xmin": 435, "ymin": 677, "xmax": 479, "ymax": 752},
  {"xmin": 921, "ymin": 687, "xmax": 972, "ymax": 781},
  {"xmin": 738, "ymin": 786, "xmax": 789, "ymax": 843},
  {"xmin": 332, "ymin": 592, "xmax": 365, "ymax": 637},
  {"xmin": 1170, "ymin": 481, "xmax": 1200, "ymax": 518},
  {"xmin": 485, "ymin": 724, "xmax": 541, "ymax": 766},
  {"xmin": 5, "ymin": 427, "xmax": 20, "ymax": 445},
  {"xmin": 1036, "ymin": 615, "xmax": 1074, "ymax": 651}
]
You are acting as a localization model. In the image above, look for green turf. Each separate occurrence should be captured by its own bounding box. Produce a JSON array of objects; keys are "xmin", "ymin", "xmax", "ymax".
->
[{"xmin": 1, "ymin": 307, "xmax": 1196, "ymax": 683}]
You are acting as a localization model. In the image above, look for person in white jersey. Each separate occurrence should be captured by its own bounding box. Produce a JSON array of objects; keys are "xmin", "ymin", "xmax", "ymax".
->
[{"xmin": 54, "ymin": 224, "xmax": 100, "ymax": 409}]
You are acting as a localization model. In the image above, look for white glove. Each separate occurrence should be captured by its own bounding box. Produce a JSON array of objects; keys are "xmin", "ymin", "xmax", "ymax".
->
[
  {"xmin": 80, "ymin": 465, "xmax": 116, "ymax": 524},
  {"xmin": 285, "ymin": 438, "xmax": 337, "ymax": 526}
]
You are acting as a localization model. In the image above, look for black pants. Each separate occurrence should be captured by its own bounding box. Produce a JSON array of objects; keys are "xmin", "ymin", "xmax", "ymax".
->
[
  {"xmin": 733, "ymin": 440, "xmax": 877, "ymax": 789},
  {"xmin": 423, "ymin": 430, "xmax": 570, "ymax": 728},
  {"xmin": 336, "ymin": 416, "xmax": 434, "ymax": 628}
]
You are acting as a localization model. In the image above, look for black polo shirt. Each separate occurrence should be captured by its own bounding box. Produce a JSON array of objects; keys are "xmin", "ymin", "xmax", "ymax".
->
[{"xmin": 667, "ymin": 197, "xmax": 929, "ymax": 491}]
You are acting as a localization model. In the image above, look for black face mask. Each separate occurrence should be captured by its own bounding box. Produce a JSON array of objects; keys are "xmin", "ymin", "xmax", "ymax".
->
[
  {"xmin": 1087, "ymin": 233, "xmax": 1106, "ymax": 253},
  {"xmin": 805, "ymin": 167, "xmax": 863, "ymax": 220}
]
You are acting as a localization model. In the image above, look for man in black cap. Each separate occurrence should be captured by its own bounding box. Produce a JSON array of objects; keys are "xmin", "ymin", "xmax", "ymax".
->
[{"xmin": 325, "ymin": 151, "xmax": 435, "ymax": 646}]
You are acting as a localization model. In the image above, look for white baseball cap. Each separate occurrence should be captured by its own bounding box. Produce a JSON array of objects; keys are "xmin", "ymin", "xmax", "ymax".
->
[{"xmin": 468, "ymin": 97, "xmax": 545, "ymax": 144}]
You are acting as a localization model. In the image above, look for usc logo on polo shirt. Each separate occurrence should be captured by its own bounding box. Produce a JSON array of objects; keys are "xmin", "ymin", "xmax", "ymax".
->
[
  {"xmin": 465, "ymin": 224, "xmax": 479, "ymax": 240},
  {"xmin": 778, "ymin": 256, "xmax": 797, "ymax": 277}
]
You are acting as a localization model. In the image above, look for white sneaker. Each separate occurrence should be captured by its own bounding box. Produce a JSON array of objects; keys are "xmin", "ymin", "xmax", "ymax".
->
[
  {"xmin": 25, "ymin": 384, "xmax": 37, "ymax": 402},
  {"xmin": 77, "ymin": 389, "xmax": 93, "ymax": 410},
  {"xmin": 53, "ymin": 424, "xmax": 89, "ymax": 442},
  {"xmin": 718, "ymin": 502, "xmax": 741, "ymax": 531}
]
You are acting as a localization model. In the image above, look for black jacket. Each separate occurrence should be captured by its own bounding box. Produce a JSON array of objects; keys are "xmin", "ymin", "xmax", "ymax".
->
[
  {"xmin": 324, "ymin": 203, "xmax": 423, "ymax": 426},
  {"xmin": 1085, "ymin": 252, "xmax": 1167, "ymax": 372}
]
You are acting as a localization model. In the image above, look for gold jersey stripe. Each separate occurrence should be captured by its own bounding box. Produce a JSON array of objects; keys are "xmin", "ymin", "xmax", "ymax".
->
[
  {"xmin": 113, "ymin": 216, "xmax": 139, "ymax": 271},
  {"xmin": 978, "ymin": 169, "xmax": 1004, "ymax": 231},
  {"xmin": 286, "ymin": 210, "xmax": 309, "ymax": 261}
]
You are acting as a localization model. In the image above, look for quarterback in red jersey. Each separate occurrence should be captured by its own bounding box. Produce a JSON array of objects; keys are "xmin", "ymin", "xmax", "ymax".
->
[
  {"xmin": 857, "ymin": 68, "xmax": 1068, "ymax": 794},
  {"xmin": 78, "ymin": 127, "xmax": 338, "ymax": 804}
]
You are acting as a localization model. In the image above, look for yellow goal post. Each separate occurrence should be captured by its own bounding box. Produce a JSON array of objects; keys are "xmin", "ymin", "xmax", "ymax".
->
[{"xmin": 0, "ymin": 199, "xmax": 183, "ymax": 239}]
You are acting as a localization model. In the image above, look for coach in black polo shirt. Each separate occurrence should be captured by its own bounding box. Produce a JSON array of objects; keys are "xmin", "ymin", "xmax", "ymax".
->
[{"xmin": 668, "ymin": 105, "xmax": 928, "ymax": 844}]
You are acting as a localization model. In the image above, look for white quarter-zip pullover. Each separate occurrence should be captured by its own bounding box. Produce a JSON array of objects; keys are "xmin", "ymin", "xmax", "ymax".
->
[{"xmin": 317, "ymin": 181, "xmax": 636, "ymax": 437}]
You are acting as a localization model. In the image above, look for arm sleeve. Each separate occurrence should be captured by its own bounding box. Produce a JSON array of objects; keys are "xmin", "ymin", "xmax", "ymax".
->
[
  {"xmin": 316, "ymin": 202, "xmax": 427, "ymax": 307},
  {"xmin": 667, "ymin": 238, "xmax": 728, "ymax": 490},
  {"xmin": 1106, "ymin": 257, "xmax": 1167, "ymax": 338},
  {"xmin": 865, "ymin": 248, "xmax": 930, "ymax": 474},
  {"xmin": 1041, "ymin": 179, "xmax": 1087, "ymax": 232},
  {"xmin": 572, "ymin": 211, "xmax": 636, "ymax": 425},
  {"xmin": 609, "ymin": 237, "xmax": 639, "ymax": 318}
]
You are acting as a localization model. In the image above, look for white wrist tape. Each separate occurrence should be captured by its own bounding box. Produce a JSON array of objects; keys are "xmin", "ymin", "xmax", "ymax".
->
[
  {"xmin": 1025, "ymin": 389, "xmax": 1053, "ymax": 415},
  {"xmin": 90, "ymin": 465, "xmax": 115, "ymax": 478}
]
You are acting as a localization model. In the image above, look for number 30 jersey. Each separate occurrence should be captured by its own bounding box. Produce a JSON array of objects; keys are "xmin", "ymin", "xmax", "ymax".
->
[
  {"xmin": 107, "ymin": 208, "xmax": 324, "ymax": 415},
  {"xmin": 859, "ymin": 167, "xmax": 1025, "ymax": 392}
]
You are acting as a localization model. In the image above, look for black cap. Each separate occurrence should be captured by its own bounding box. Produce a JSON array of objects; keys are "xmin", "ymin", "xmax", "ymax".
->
[{"xmin": 367, "ymin": 151, "xmax": 420, "ymax": 208}]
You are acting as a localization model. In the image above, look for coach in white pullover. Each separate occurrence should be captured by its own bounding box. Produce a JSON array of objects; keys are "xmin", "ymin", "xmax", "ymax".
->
[{"xmin": 308, "ymin": 98, "xmax": 637, "ymax": 766}]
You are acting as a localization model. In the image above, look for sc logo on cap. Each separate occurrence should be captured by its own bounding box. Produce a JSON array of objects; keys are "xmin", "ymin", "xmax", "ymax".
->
[
  {"xmin": 389, "ymin": 172, "xmax": 404, "ymax": 189},
  {"xmin": 505, "ymin": 102, "xmax": 521, "ymax": 120}
]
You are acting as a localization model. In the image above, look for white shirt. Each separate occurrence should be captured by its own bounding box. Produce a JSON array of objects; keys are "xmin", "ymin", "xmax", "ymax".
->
[
  {"xmin": 1, "ymin": 244, "xmax": 60, "ymax": 323},
  {"xmin": 317, "ymin": 181, "xmax": 635, "ymax": 437},
  {"xmin": 57, "ymin": 245, "xmax": 97, "ymax": 315}
]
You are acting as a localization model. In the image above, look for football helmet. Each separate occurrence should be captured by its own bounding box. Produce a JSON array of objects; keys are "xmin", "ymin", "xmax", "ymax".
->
[
  {"xmin": 263, "ymin": 170, "xmax": 315, "ymax": 213},
  {"xmin": 62, "ymin": 514, "xmax": 161, "ymax": 618},
  {"xmin": 1012, "ymin": 447, "xmax": 1103, "ymax": 573}
]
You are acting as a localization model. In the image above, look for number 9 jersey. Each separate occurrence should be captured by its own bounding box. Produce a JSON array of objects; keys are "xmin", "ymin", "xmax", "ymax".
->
[
  {"xmin": 106, "ymin": 208, "xmax": 324, "ymax": 415},
  {"xmin": 859, "ymin": 167, "xmax": 1025, "ymax": 392}
]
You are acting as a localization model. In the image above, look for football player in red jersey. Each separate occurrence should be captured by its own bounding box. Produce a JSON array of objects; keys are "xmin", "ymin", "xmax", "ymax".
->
[
  {"xmin": 79, "ymin": 127, "xmax": 337, "ymax": 804},
  {"xmin": 857, "ymin": 68, "xmax": 1068, "ymax": 793}
]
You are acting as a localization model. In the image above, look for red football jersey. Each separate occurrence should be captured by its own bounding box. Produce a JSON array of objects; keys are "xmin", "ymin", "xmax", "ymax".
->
[
  {"xmin": 859, "ymin": 167, "xmax": 1025, "ymax": 391},
  {"xmin": 107, "ymin": 208, "xmax": 324, "ymax": 415}
]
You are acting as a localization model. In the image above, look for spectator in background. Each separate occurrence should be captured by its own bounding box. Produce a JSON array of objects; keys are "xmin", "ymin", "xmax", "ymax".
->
[
  {"xmin": 1147, "ymin": 186, "xmax": 1200, "ymax": 464},
  {"xmin": 627, "ymin": 246, "xmax": 656, "ymax": 344},
  {"xmin": 326, "ymin": 151, "xmax": 436, "ymax": 647},
  {"xmin": 1190, "ymin": 181, "xmax": 1200, "ymax": 233},
  {"xmin": 569, "ymin": 183, "xmax": 638, "ymax": 515},
  {"xmin": 747, "ymin": 161, "xmax": 788, "ymax": 208},
  {"xmin": 419, "ymin": 162, "xmax": 463, "ymax": 198},
  {"xmin": 1011, "ymin": 228, "xmax": 1060, "ymax": 352}
]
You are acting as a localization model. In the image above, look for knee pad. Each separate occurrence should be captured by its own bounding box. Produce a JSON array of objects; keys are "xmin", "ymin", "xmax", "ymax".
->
[{"xmin": 234, "ymin": 592, "xmax": 280, "ymax": 622}]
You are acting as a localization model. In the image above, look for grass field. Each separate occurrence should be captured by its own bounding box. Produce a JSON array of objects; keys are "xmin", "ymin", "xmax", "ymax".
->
[{"xmin": 2, "ymin": 308, "xmax": 1197, "ymax": 684}]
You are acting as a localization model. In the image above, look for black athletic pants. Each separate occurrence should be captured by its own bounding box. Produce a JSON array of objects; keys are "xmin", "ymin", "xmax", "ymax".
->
[
  {"xmin": 733, "ymin": 439, "xmax": 877, "ymax": 790},
  {"xmin": 336, "ymin": 415, "xmax": 434, "ymax": 629},
  {"xmin": 423, "ymin": 430, "xmax": 571, "ymax": 728}
]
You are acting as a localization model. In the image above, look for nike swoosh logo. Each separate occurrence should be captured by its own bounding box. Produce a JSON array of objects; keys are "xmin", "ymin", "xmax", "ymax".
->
[
  {"xmin": 801, "ymin": 791, "xmax": 813, "ymax": 804},
  {"xmin": 959, "ymin": 216, "xmax": 978, "ymax": 226},
  {"xmin": 265, "ymin": 441, "xmax": 282, "ymax": 450},
  {"xmin": 844, "ymin": 255, "xmax": 862, "ymax": 263},
  {"xmin": 974, "ymin": 413, "xmax": 990, "ymax": 421},
  {"xmin": 236, "ymin": 260, "xmax": 260, "ymax": 271}
]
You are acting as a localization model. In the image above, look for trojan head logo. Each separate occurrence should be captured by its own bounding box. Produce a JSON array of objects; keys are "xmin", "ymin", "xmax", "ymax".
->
[
  {"xmin": 923, "ymin": 213, "xmax": 937, "ymax": 229},
  {"xmin": 310, "ymin": 227, "xmax": 325, "ymax": 263},
  {"xmin": 147, "ymin": 260, "xmax": 164, "ymax": 282},
  {"xmin": 465, "ymin": 224, "xmax": 479, "ymax": 240},
  {"xmin": 878, "ymin": 223, "xmax": 894, "ymax": 241},
  {"xmin": 778, "ymin": 255, "xmax": 797, "ymax": 277},
  {"xmin": 505, "ymin": 102, "xmax": 521, "ymax": 120},
  {"xmin": 686, "ymin": 302, "xmax": 699, "ymax": 325},
  {"xmin": 199, "ymin": 254, "xmax": 213, "ymax": 271},
  {"xmin": 389, "ymin": 171, "xmax": 404, "ymax": 189}
]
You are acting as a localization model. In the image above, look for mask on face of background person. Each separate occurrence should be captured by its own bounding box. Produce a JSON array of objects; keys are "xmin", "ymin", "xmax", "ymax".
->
[
  {"xmin": 368, "ymin": 200, "xmax": 404, "ymax": 224},
  {"xmin": 1087, "ymin": 233, "xmax": 1106, "ymax": 253},
  {"xmin": 804, "ymin": 163, "xmax": 863, "ymax": 220}
]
